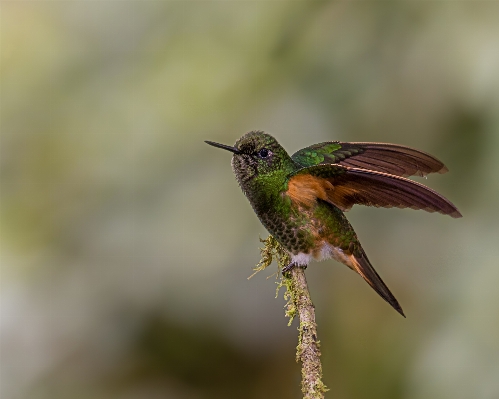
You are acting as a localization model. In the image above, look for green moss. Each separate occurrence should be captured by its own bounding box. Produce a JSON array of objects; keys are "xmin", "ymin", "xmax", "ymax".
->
[
  {"xmin": 249, "ymin": 236, "xmax": 297, "ymax": 324},
  {"xmin": 253, "ymin": 236, "xmax": 328, "ymax": 398},
  {"xmin": 248, "ymin": 235, "xmax": 290, "ymax": 279},
  {"xmin": 278, "ymin": 274, "xmax": 298, "ymax": 326}
]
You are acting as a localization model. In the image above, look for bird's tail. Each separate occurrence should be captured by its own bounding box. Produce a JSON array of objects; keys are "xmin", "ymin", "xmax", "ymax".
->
[{"xmin": 348, "ymin": 248, "xmax": 405, "ymax": 317}]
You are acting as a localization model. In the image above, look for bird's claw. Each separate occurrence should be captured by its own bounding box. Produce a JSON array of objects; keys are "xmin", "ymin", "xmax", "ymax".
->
[{"xmin": 282, "ymin": 262, "xmax": 307, "ymax": 275}]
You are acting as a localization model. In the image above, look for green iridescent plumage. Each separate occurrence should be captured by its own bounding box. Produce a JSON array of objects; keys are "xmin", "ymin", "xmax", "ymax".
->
[
  {"xmin": 292, "ymin": 141, "xmax": 449, "ymax": 177},
  {"xmin": 206, "ymin": 131, "xmax": 461, "ymax": 316}
]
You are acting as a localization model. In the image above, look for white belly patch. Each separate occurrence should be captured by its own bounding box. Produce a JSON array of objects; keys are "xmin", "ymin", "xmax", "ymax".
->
[{"xmin": 291, "ymin": 242, "xmax": 352, "ymax": 267}]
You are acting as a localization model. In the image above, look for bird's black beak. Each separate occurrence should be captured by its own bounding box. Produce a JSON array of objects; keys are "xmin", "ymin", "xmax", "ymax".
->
[{"xmin": 205, "ymin": 141, "xmax": 241, "ymax": 154}]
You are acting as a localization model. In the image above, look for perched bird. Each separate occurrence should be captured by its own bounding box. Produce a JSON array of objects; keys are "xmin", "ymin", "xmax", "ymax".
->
[{"xmin": 206, "ymin": 131, "xmax": 461, "ymax": 316}]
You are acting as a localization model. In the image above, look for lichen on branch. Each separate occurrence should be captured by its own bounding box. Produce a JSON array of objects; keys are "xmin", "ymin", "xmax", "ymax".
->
[{"xmin": 252, "ymin": 235, "xmax": 328, "ymax": 399}]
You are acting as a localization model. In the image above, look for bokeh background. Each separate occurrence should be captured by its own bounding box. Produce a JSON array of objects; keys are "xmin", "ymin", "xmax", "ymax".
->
[{"xmin": 2, "ymin": 1, "xmax": 499, "ymax": 398}]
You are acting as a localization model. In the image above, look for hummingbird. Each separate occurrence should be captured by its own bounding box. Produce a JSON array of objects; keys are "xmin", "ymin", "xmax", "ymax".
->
[{"xmin": 206, "ymin": 131, "xmax": 461, "ymax": 316}]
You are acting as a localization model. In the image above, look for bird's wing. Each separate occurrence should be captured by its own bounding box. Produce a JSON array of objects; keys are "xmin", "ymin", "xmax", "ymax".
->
[
  {"xmin": 286, "ymin": 164, "xmax": 462, "ymax": 218},
  {"xmin": 291, "ymin": 141, "xmax": 448, "ymax": 177}
]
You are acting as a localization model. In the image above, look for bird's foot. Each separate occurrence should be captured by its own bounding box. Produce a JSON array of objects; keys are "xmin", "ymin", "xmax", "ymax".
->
[{"xmin": 282, "ymin": 262, "xmax": 307, "ymax": 275}]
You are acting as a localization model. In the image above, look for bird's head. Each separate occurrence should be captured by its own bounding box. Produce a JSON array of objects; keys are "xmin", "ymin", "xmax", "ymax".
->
[{"xmin": 206, "ymin": 131, "xmax": 294, "ymax": 187}]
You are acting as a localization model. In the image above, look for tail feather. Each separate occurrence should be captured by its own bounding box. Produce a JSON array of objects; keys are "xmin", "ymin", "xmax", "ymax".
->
[{"xmin": 349, "ymin": 250, "xmax": 405, "ymax": 317}]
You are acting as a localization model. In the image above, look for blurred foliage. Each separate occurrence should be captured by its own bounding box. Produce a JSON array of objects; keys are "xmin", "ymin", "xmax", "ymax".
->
[{"xmin": 2, "ymin": 1, "xmax": 499, "ymax": 399}]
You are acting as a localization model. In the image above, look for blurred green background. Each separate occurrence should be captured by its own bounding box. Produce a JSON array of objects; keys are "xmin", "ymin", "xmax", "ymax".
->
[{"xmin": 2, "ymin": 1, "xmax": 499, "ymax": 399}]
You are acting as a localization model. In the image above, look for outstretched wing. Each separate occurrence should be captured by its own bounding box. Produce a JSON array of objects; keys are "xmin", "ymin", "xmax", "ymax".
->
[
  {"xmin": 291, "ymin": 141, "xmax": 448, "ymax": 177},
  {"xmin": 286, "ymin": 164, "xmax": 462, "ymax": 218}
]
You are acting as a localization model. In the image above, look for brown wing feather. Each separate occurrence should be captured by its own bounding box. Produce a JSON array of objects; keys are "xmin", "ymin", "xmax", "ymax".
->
[
  {"xmin": 337, "ymin": 142, "xmax": 448, "ymax": 177},
  {"xmin": 324, "ymin": 167, "xmax": 462, "ymax": 218}
]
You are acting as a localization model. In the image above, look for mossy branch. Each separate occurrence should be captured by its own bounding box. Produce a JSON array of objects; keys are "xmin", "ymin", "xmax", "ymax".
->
[{"xmin": 252, "ymin": 236, "xmax": 328, "ymax": 399}]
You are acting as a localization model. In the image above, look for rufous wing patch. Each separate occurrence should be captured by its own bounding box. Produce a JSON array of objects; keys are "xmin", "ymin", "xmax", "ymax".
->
[
  {"xmin": 325, "ymin": 184, "xmax": 361, "ymax": 211},
  {"xmin": 286, "ymin": 174, "xmax": 332, "ymax": 207}
]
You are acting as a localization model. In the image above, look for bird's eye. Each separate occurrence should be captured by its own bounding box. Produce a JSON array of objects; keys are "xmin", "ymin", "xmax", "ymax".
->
[{"xmin": 258, "ymin": 148, "xmax": 270, "ymax": 158}]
